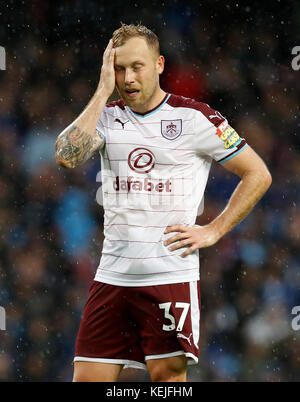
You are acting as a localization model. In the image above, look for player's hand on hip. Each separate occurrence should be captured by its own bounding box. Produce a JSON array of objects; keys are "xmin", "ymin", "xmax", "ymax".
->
[
  {"xmin": 164, "ymin": 224, "xmax": 220, "ymax": 258},
  {"xmin": 98, "ymin": 39, "xmax": 116, "ymax": 98}
]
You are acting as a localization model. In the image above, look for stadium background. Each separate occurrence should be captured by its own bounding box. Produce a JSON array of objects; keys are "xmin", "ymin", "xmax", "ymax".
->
[{"xmin": 0, "ymin": 0, "xmax": 299, "ymax": 381}]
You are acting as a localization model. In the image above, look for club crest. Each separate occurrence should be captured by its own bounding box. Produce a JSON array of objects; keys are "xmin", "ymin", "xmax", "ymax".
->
[{"xmin": 161, "ymin": 119, "xmax": 182, "ymax": 140}]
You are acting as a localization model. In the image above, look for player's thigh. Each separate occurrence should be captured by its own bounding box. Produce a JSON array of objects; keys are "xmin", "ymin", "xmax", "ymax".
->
[
  {"xmin": 74, "ymin": 281, "xmax": 145, "ymax": 370},
  {"xmin": 129, "ymin": 281, "xmax": 200, "ymax": 362},
  {"xmin": 73, "ymin": 361, "xmax": 123, "ymax": 382},
  {"xmin": 146, "ymin": 355, "xmax": 187, "ymax": 382}
]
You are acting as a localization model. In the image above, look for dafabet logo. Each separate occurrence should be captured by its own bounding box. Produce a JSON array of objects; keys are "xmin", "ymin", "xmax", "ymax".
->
[{"xmin": 0, "ymin": 46, "xmax": 6, "ymax": 70}]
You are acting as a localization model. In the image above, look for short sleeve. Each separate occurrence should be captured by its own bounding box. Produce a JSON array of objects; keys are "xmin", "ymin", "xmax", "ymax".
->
[
  {"xmin": 96, "ymin": 109, "xmax": 107, "ymax": 143},
  {"xmin": 194, "ymin": 103, "xmax": 247, "ymax": 164}
]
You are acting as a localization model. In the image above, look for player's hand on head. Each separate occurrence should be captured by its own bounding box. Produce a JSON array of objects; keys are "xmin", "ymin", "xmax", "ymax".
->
[
  {"xmin": 164, "ymin": 224, "xmax": 220, "ymax": 258},
  {"xmin": 98, "ymin": 39, "xmax": 116, "ymax": 98}
]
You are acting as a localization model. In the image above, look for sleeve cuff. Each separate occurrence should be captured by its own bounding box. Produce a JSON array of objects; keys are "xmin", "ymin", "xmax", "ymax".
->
[
  {"xmin": 217, "ymin": 141, "xmax": 248, "ymax": 164},
  {"xmin": 96, "ymin": 127, "xmax": 106, "ymax": 142}
]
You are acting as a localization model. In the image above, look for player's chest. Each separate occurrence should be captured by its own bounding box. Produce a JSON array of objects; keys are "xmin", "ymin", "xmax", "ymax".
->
[{"xmin": 105, "ymin": 115, "xmax": 195, "ymax": 165}]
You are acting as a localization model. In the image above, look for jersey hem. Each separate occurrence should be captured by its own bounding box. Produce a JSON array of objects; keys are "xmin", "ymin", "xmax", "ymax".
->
[{"xmin": 94, "ymin": 271, "xmax": 200, "ymax": 287}]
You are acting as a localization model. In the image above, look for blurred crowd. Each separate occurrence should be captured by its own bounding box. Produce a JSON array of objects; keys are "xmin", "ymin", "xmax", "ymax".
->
[{"xmin": 0, "ymin": 0, "xmax": 299, "ymax": 381}]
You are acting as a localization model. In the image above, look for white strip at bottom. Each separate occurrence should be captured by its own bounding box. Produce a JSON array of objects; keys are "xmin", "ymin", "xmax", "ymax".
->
[
  {"xmin": 74, "ymin": 356, "xmax": 146, "ymax": 370},
  {"xmin": 145, "ymin": 350, "xmax": 198, "ymax": 365},
  {"xmin": 189, "ymin": 280, "xmax": 200, "ymax": 348},
  {"xmin": 74, "ymin": 351, "xmax": 198, "ymax": 370}
]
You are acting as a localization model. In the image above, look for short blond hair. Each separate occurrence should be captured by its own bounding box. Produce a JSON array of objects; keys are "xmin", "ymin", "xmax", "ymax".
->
[{"xmin": 112, "ymin": 23, "xmax": 160, "ymax": 56}]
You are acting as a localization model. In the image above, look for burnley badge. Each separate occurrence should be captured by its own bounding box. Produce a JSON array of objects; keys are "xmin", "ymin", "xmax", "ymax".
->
[{"xmin": 161, "ymin": 119, "xmax": 182, "ymax": 140}]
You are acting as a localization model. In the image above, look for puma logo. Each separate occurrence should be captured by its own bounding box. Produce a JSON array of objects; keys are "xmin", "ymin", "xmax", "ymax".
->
[
  {"xmin": 115, "ymin": 118, "xmax": 129, "ymax": 129},
  {"xmin": 209, "ymin": 111, "xmax": 223, "ymax": 120},
  {"xmin": 177, "ymin": 332, "xmax": 193, "ymax": 345}
]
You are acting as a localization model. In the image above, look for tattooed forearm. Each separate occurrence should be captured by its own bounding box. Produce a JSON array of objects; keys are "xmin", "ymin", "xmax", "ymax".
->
[{"xmin": 55, "ymin": 125, "xmax": 103, "ymax": 168}]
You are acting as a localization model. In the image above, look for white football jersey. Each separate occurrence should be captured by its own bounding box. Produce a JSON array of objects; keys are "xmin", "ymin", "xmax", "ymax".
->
[{"xmin": 94, "ymin": 93, "xmax": 247, "ymax": 287}]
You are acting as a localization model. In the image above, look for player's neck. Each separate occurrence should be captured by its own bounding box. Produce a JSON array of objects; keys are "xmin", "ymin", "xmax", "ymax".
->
[{"xmin": 131, "ymin": 88, "xmax": 167, "ymax": 114}]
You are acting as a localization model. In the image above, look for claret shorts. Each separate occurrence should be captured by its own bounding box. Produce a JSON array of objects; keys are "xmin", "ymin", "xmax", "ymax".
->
[{"xmin": 74, "ymin": 280, "xmax": 200, "ymax": 370}]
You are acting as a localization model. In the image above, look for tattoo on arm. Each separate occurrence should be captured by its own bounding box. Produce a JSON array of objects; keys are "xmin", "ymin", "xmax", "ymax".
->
[{"xmin": 55, "ymin": 125, "xmax": 102, "ymax": 168}]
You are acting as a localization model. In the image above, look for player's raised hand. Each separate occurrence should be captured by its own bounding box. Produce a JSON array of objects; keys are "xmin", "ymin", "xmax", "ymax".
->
[
  {"xmin": 98, "ymin": 39, "xmax": 116, "ymax": 98},
  {"xmin": 164, "ymin": 224, "xmax": 220, "ymax": 258}
]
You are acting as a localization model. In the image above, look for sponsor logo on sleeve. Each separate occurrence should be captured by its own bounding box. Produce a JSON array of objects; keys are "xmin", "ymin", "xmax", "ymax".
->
[{"xmin": 216, "ymin": 121, "xmax": 242, "ymax": 149}]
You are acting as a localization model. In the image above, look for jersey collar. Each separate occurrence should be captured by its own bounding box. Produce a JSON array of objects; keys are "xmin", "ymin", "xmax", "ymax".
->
[{"xmin": 127, "ymin": 93, "xmax": 171, "ymax": 118}]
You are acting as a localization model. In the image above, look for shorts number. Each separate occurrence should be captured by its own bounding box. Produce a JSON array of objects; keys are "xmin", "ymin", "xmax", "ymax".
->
[{"xmin": 158, "ymin": 302, "xmax": 190, "ymax": 331}]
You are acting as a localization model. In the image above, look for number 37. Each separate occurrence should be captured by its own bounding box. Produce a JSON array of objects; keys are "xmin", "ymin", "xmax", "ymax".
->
[{"xmin": 158, "ymin": 302, "xmax": 190, "ymax": 332}]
